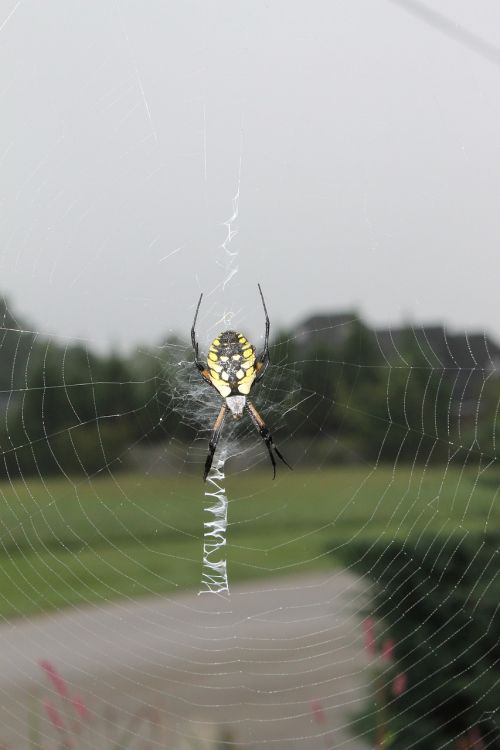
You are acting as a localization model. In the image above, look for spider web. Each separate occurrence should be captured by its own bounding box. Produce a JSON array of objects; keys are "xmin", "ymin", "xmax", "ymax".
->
[{"xmin": 0, "ymin": 1, "xmax": 500, "ymax": 749}]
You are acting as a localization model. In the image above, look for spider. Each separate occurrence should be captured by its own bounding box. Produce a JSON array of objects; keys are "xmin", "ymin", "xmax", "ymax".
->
[{"xmin": 191, "ymin": 284, "xmax": 292, "ymax": 481}]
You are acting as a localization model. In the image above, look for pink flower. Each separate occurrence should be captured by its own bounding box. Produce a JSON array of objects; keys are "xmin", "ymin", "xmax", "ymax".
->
[
  {"xmin": 362, "ymin": 618, "xmax": 376, "ymax": 655},
  {"xmin": 72, "ymin": 694, "xmax": 90, "ymax": 721},
  {"xmin": 393, "ymin": 672, "xmax": 408, "ymax": 696},
  {"xmin": 468, "ymin": 727, "xmax": 484, "ymax": 749},
  {"xmin": 39, "ymin": 660, "xmax": 68, "ymax": 698},
  {"xmin": 381, "ymin": 639, "xmax": 395, "ymax": 662},
  {"xmin": 310, "ymin": 699, "xmax": 326, "ymax": 725},
  {"xmin": 43, "ymin": 698, "xmax": 65, "ymax": 731}
]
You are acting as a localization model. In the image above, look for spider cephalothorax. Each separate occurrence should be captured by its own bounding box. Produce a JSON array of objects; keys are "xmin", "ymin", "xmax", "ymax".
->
[{"xmin": 191, "ymin": 284, "xmax": 292, "ymax": 480}]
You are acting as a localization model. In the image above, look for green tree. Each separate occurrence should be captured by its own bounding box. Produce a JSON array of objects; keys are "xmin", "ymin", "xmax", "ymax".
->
[
  {"xmin": 382, "ymin": 332, "xmax": 454, "ymax": 462},
  {"xmin": 1, "ymin": 344, "xmax": 143, "ymax": 477},
  {"xmin": 0, "ymin": 296, "xmax": 39, "ymax": 393},
  {"xmin": 333, "ymin": 320, "xmax": 388, "ymax": 458}
]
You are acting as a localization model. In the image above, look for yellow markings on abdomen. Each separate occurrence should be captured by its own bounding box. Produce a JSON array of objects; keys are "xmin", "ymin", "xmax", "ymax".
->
[
  {"xmin": 216, "ymin": 383, "xmax": 232, "ymax": 397},
  {"xmin": 237, "ymin": 380, "xmax": 253, "ymax": 395},
  {"xmin": 236, "ymin": 364, "xmax": 256, "ymax": 395},
  {"xmin": 209, "ymin": 370, "xmax": 232, "ymax": 398},
  {"xmin": 206, "ymin": 332, "xmax": 257, "ymax": 398}
]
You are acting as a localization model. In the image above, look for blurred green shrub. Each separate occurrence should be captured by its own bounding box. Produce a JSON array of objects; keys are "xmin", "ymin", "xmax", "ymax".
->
[
  {"xmin": 336, "ymin": 532, "xmax": 500, "ymax": 749},
  {"xmin": 0, "ymin": 342, "xmax": 173, "ymax": 478},
  {"xmin": 275, "ymin": 320, "xmax": 453, "ymax": 463}
]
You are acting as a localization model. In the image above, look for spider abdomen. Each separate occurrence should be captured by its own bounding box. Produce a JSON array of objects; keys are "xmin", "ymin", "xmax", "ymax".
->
[
  {"xmin": 207, "ymin": 330, "xmax": 256, "ymax": 398},
  {"xmin": 191, "ymin": 284, "xmax": 291, "ymax": 480}
]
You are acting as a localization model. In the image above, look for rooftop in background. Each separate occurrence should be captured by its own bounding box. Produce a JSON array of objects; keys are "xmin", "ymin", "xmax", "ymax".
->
[
  {"xmin": 295, "ymin": 312, "xmax": 500, "ymax": 369},
  {"xmin": 294, "ymin": 313, "xmax": 361, "ymax": 352},
  {"xmin": 292, "ymin": 312, "xmax": 500, "ymax": 413}
]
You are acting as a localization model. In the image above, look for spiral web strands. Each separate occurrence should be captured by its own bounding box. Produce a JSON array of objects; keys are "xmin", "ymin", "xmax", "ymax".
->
[{"xmin": 2, "ymin": 4, "xmax": 500, "ymax": 748}]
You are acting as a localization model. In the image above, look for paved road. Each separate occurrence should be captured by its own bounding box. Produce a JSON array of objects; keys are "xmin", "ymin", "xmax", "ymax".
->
[{"xmin": 0, "ymin": 572, "xmax": 370, "ymax": 749}]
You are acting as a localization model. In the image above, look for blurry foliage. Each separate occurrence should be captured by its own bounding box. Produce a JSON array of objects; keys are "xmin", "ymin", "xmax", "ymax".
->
[
  {"xmin": 0, "ymin": 325, "xmax": 194, "ymax": 477},
  {"xmin": 34, "ymin": 659, "xmax": 241, "ymax": 750},
  {"xmin": 473, "ymin": 375, "xmax": 500, "ymax": 460},
  {"xmin": 276, "ymin": 319, "xmax": 455, "ymax": 463},
  {"xmin": 0, "ymin": 294, "xmax": 494, "ymax": 476},
  {"xmin": 0, "ymin": 296, "xmax": 38, "ymax": 394},
  {"xmin": 336, "ymin": 533, "xmax": 500, "ymax": 750},
  {"xmin": 1, "ymin": 344, "xmax": 150, "ymax": 477}
]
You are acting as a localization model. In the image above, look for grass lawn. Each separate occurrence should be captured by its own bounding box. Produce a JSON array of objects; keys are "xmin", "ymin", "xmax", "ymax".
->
[{"xmin": 0, "ymin": 462, "xmax": 496, "ymax": 619}]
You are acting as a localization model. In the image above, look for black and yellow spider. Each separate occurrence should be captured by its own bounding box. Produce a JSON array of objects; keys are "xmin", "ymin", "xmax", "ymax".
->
[{"xmin": 191, "ymin": 284, "xmax": 292, "ymax": 480}]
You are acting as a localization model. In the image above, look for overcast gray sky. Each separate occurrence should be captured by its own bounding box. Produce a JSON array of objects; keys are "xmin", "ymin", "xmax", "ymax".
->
[{"xmin": 1, "ymin": 0, "xmax": 500, "ymax": 351}]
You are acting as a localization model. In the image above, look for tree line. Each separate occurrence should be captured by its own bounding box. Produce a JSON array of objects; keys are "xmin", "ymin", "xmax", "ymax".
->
[{"xmin": 0, "ymin": 297, "xmax": 497, "ymax": 477}]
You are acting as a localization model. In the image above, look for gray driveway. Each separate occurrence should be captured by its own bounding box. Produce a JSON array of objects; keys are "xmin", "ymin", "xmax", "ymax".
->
[{"xmin": 0, "ymin": 572, "xmax": 370, "ymax": 749}]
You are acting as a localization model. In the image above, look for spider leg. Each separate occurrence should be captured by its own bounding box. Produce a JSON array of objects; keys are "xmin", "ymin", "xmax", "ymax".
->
[
  {"xmin": 255, "ymin": 283, "xmax": 270, "ymax": 383},
  {"xmin": 191, "ymin": 292, "xmax": 213, "ymax": 386},
  {"xmin": 191, "ymin": 292, "xmax": 205, "ymax": 373},
  {"xmin": 247, "ymin": 400, "xmax": 292, "ymax": 479},
  {"xmin": 204, "ymin": 404, "xmax": 227, "ymax": 481}
]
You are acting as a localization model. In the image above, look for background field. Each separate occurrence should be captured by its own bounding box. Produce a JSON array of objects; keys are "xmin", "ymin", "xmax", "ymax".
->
[{"xmin": 0, "ymin": 463, "xmax": 494, "ymax": 620}]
